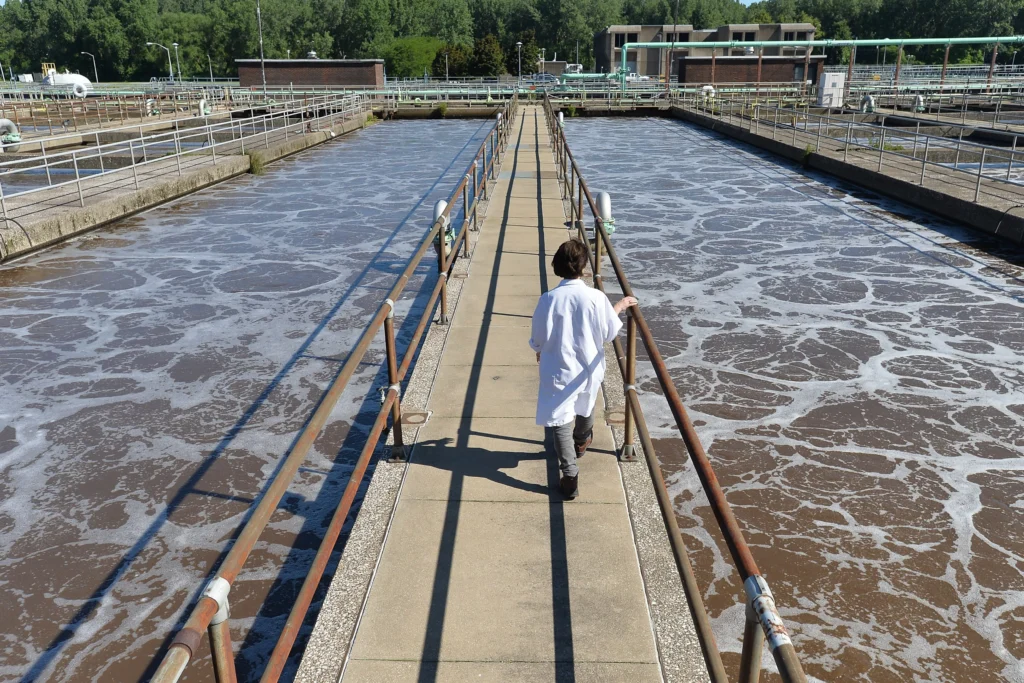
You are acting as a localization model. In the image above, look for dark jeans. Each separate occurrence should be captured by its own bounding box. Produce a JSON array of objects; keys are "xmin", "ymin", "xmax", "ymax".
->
[{"xmin": 546, "ymin": 413, "xmax": 595, "ymax": 478}]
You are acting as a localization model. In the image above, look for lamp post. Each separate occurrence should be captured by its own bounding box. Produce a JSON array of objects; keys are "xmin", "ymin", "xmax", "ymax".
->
[
  {"xmin": 146, "ymin": 42, "xmax": 174, "ymax": 83},
  {"xmin": 541, "ymin": 47, "xmax": 546, "ymax": 74},
  {"xmin": 256, "ymin": 0, "xmax": 267, "ymax": 97},
  {"xmin": 80, "ymin": 51, "xmax": 99, "ymax": 83},
  {"xmin": 445, "ymin": 51, "xmax": 449, "ymax": 82},
  {"xmin": 172, "ymin": 43, "xmax": 182, "ymax": 81},
  {"xmin": 207, "ymin": 53, "xmax": 214, "ymax": 81},
  {"xmin": 516, "ymin": 41, "xmax": 522, "ymax": 87}
]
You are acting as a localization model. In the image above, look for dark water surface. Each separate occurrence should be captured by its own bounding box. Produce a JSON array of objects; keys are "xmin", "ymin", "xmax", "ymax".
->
[
  {"xmin": 565, "ymin": 117, "xmax": 1024, "ymax": 683},
  {"xmin": 0, "ymin": 119, "xmax": 489, "ymax": 682}
]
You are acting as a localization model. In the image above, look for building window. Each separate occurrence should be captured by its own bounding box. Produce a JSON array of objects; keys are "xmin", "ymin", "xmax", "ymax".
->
[
  {"xmin": 677, "ymin": 32, "xmax": 689, "ymax": 42},
  {"xmin": 745, "ymin": 32, "xmax": 756, "ymax": 41},
  {"xmin": 732, "ymin": 32, "xmax": 742, "ymax": 41},
  {"xmin": 614, "ymin": 33, "xmax": 626, "ymax": 48},
  {"xmin": 797, "ymin": 31, "xmax": 808, "ymax": 40},
  {"xmin": 627, "ymin": 32, "xmax": 638, "ymax": 43},
  {"xmin": 784, "ymin": 31, "xmax": 795, "ymax": 41}
]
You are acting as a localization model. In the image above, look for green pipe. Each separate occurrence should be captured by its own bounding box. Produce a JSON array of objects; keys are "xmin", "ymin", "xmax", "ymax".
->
[{"xmin": 619, "ymin": 35, "xmax": 1024, "ymax": 86}]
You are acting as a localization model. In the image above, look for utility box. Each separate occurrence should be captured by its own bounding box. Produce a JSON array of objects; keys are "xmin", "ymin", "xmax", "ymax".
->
[{"xmin": 817, "ymin": 72, "xmax": 845, "ymax": 107}]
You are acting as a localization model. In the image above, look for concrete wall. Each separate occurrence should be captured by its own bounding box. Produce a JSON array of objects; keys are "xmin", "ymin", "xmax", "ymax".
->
[
  {"xmin": 237, "ymin": 60, "xmax": 384, "ymax": 87},
  {"xmin": 1, "ymin": 116, "xmax": 370, "ymax": 262},
  {"xmin": 668, "ymin": 105, "xmax": 1024, "ymax": 245}
]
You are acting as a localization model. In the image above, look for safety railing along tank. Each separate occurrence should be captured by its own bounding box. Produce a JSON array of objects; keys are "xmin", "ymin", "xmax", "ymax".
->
[
  {"xmin": 542, "ymin": 95, "xmax": 808, "ymax": 683},
  {"xmin": 147, "ymin": 96, "xmax": 518, "ymax": 683},
  {"xmin": 0, "ymin": 94, "xmax": 368, "ymax": 230},
  {"xmin": 685, "ymin": 97, "xmax": 1024, "ymax": 208},
  {"xmin": 0, "ymin": 87, "xmax": 252, "ymax": 135},
  {"xmin": 0, "ymin": 90, "xmax": 342, "ymax": 151}
]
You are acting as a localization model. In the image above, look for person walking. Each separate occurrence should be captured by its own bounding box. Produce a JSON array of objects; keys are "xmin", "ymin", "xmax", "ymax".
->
[{"xmin": 530, "ymin": 239, "xmax": 637, "ymax": 499}]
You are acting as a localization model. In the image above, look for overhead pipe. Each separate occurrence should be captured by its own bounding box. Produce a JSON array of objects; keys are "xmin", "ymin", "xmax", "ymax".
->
[{"xmin": 619, "ymin": 35, "xmax": 1024, "ymax": 88}]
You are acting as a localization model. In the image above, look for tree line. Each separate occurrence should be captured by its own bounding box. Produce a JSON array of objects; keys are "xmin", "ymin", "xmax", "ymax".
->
[{"xmin": 1, "ymin": 0, "xmax": 1022, "ymax": 83}]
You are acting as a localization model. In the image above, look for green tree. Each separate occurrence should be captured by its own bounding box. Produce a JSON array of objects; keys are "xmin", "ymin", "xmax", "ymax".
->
[
  {"xmin": 428, "ymin": 0, "xmax": 475, "ymax": 47},
  {"xmin": 471, "ymin": 33, "xmax": 505, "ymax": 74},
  {"xmin": 383, "ymin": 35, "xmax": 443, "ymax": 76},
  {"xmin": 431, "ymin": 42, "xmax": 472, "ymax": 77}
]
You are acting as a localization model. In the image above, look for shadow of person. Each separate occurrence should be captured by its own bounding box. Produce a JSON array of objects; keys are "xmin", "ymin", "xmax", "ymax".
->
[{"xmin": 410, "ymin": 435, "xmax": 555, "ymax": 498}]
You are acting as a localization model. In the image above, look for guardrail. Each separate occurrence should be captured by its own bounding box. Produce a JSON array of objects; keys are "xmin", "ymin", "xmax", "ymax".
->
[
  {"xmin": 542, "ymin": 94, "xmax": 808, "ymax": 683},
  {"xmin": 685, "ymin": 97, "xmax": 1024, "ymax": 204},
  {"xmin": 148, "ymin": 95, "xmax": 518, "ymax": 683},
  {"xmin": 0, "ymin": 94, "xmax": 383, "ymax": 231}
]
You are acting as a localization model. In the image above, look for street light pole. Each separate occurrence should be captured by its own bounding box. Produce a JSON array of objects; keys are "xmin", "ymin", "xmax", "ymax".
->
[
  {"xmin": 172, "ymin": 43, "xmax": 182, "ymax": 82},
  {"xmin": 516, "ymin": 41, "xmax": 522, "ymax": 87},
  {"xmin": 207, "ymin": 53, "xmax": 214, "ymax": 81},
  {"xmin": 541, "ymin": 48, "xmax": 546, "ymax": 74},
  {"xmin": 445, "ymin": 51, "xmax": 449, "ymax": 82},
  {"xmin": 256, "ymin": 0, "xmax": 267, "ymax": 97},
  {"xmin": 80, "ymin": 51, "xmax": 99, "ymax": 83},
  {"xmin": 146, "ymin": 42, "xmax": 174, "ymax": 83}
]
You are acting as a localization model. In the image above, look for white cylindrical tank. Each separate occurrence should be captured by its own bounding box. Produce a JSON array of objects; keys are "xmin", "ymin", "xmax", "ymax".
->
[{"xmin": 42, "ymin": 70, "xmax": 92, "ymax": 97}]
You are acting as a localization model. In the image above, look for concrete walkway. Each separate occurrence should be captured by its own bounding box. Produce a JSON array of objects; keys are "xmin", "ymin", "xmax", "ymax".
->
[{"xmin": 340, "ymin": 105, "xmax": 662, "ymax": 681}]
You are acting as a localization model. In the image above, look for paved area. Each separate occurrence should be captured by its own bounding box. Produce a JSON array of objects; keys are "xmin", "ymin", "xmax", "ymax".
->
[{"xmin": 340, "ymin": 105, "xmax": 663, "ymax": 682}]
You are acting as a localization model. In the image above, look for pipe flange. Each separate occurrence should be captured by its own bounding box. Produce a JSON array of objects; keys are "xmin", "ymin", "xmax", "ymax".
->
[
  {"xmin": 624, "ymin": 384, "xmax": 636, "ymax": 393},
  {"xmin": 384, "ymin": 298, "xmax": 395, "ymax": 318}
]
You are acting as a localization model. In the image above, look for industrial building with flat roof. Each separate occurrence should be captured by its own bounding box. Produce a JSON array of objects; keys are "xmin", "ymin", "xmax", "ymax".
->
[
  {"xmin": 235, "ymin": 59, "xmax": 384, "ymax": 87},
  {"xmin": 594, "ymin": 23, "xmax": 817, "ymax": 78}
]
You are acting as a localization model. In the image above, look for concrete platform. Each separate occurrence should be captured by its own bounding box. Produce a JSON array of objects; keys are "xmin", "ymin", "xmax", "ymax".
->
[{"xmin": 337, "ymin": 105, "xmax": 663, "ymax": 681}]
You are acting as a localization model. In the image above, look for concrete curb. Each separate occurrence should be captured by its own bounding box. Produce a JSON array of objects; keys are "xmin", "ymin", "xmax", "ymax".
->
[{"xmin": 0, "ymin": 115, "xmax": 368, "ymax": 263}]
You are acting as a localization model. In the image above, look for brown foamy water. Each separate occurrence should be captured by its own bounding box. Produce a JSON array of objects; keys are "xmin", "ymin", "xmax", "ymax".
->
[
  {"xmin": 0, "ymin": 119, "xmax": 491, "ymax": 682},
  {"xmin": 566, "ymin": 117, "xmax": 1024, "ymax": 683}
]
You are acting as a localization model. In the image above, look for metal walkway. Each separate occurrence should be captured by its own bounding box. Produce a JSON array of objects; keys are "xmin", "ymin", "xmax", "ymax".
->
[{"xmin": 340, "ymin": 105, "xmax": 662, "ymax": 681}]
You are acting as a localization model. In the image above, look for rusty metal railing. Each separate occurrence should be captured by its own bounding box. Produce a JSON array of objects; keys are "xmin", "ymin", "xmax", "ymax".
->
[
  {"xmin": 149, "ymin": 95, "xmax": 518, "ymax": 683},
  {"xmin": 542, "ymin": 95, "xmax": 807, "ymax": 683}
]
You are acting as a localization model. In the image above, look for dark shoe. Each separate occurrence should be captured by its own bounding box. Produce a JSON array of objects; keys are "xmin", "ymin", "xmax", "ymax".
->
[
  {"xmin": 574, "ymin": 433, "xmax": 593, "ymax": 459},
  {"xmin": 559, "ymin": 474, "xmax": 579, "ymax": 499}
]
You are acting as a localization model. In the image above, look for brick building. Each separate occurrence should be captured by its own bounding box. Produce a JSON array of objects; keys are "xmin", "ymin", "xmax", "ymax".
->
[
  {"xmin": 593, "ymin": 23, "xmax": 816, "ymax": 78},
  {"xmin": 235, "ymin": 59, "xmax": 385, "ymax": 87},
  {"xmin": 677, "ymin": 54, "xmax": 826, "ymax": 84}
]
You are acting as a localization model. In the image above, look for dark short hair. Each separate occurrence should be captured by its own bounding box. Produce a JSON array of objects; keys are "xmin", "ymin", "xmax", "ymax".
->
[{"xmin": 552, "ymin": 239, "xmax": 589, "ymax": 279}]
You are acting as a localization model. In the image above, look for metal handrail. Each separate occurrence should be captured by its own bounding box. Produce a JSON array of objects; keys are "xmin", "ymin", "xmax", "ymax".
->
[
  {"xmin": 0, "ymin": 95, "xmax": 374, "ymax": 229},
  {"xmin": 0, "ymin": 92, "xmax": 344, "ymax": 153},
  {"xmin": 684, "ymin": 97, "xmax": 1024, "ymax": 203},
  {"xmin": 542, "ymin": 94, "xmax": 808, "ymax": 683},
  {"xmin": 149, "ymin": 95, "xmax": 518, "ymax": 683}
]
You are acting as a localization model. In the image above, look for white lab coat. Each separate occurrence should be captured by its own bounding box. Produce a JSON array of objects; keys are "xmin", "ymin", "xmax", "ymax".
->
[{"xmin": 530, "ymin": 279, "xmax": 623, "ymax": 427}]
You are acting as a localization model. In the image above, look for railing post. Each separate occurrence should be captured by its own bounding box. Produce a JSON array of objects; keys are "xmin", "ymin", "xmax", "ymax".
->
[
  {"xmin": 129, "ymin": 140, "xmax": 140, "ymax": 190},
  {"xmin": 0, "ymin": 178, "xmax": 8, "ymax": 227},
  {"xmin": 209, "ymin": 127, "xmax": 217, "ymax": 165},
  {"xmin": 42, "ymin": 141, "xmax": 52, "ymax": 186},
  {"xmin": 920, "ymin": 137, "xmax": 930, "ymax": 185},
  {"xmin": 844, "ymin": 120, "xmax": 852, "ymax": 163},
  {"xmin": 738, "ymin": 602, "xmax": 765, "ymax": 683},
  {"xmin": 96, "ymin": 132, "xmax": 104, "ymax": 173},
  {"xmin": 1006, "ymin": 136, "xmax": 1017, "ymax": 181},
  {"xmin": 73, "ymin": 152, "xmax": 85, "ymax": 207},
  {"xmin": 877, "ymin": 126, "xmax": 886, "ymax": 171},
  {"xmin": 462, "ymin": 176, "xmax": 471, "ymax": 257},
  {"xmin": 384, "ymin": 301, "xmax": 407, "ymax": 462},
  {"xmin": 772, "ymin": 107, "xmax": 778, "ymax": 140},
  {"xmin": 621, "ymin": 314, "xmax": 637, "ymax": 462},
  {"xmin": 975, "ymin": 148, "xmax": 987, "ymax": 202},
  {"xmin": 471, "ymin": 162, "xmax": 480, "ymax": 229},
  {"xmin": 174, "ymin": 130, "xmax": 182, "ymax": 176}
]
